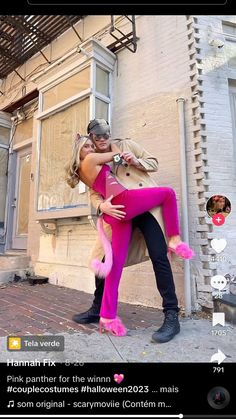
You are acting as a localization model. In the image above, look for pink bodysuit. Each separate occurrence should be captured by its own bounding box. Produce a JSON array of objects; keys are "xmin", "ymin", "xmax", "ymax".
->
[
  {"xmin": 92, "ymin": 164, "xmax": 127, "ymax": 199},
  {"xmin": 92, "ymin": 164, "xmax": 180, "ymax": 319}
]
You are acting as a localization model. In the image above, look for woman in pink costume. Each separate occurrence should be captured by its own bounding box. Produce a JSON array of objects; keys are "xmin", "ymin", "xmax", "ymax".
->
[{"xmin": 66, "ymin": 135, "xmax": 194, "ymax": 337}]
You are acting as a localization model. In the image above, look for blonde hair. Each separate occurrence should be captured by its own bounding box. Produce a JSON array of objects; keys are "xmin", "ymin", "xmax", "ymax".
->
[{"xmin": 65, "ymin": 134, "xmax": 90, "ymax": 189}]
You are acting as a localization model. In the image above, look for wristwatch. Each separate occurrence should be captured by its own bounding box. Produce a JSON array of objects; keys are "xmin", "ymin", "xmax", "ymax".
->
[{"xmin": 113, "ymin": 154, "xmax": 122, "ymax": 164}]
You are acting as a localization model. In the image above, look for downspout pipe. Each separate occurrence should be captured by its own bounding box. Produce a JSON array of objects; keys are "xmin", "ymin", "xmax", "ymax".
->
[{"xmin": 176, "ymin": 98, "xmax": 192, "ymax": 316}]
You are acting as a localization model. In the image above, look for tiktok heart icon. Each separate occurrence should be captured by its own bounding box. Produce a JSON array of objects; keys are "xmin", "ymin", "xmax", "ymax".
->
[
  {"xmin": 211, "ymin": 238, "xmax": 227, "ymax": 254},
  {"xmin": 114, "ymin": 373, "xmax": 124, "ymax": 384}
]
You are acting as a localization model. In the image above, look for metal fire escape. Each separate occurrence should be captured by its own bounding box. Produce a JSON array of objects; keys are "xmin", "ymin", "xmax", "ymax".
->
[{"xmin": 109, "ymin": 16, "xmax": 138, "ymax": 54}]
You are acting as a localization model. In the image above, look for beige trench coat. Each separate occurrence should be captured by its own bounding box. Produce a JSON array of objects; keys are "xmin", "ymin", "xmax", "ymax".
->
[{"xmin": 89, "ymin": 139, "xmax": 166, "ymax": 267}]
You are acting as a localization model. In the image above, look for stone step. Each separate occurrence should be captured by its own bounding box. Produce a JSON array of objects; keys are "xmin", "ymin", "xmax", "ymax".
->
[
  {"xmin": 214, "ymin": 294, "xmax": 236, "ymax": 325},
  {"xmin": 0, "ymin": 254, "xmax": 31, "ymax": 270},
  {"xmin": 0, "ymin": 268, "xmax": 34, "ymax": 285}
]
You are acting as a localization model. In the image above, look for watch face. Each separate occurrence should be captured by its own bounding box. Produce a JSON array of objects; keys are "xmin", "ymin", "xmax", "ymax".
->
[{"xmin": 114, "ymin": 154, "xmax": 121, "ymax": 163}]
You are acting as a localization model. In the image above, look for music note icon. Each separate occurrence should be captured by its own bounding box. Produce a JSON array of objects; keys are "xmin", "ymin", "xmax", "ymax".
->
[{"xmin": 7, "ymin": 400, "xmax": 14, "ymax": 408}]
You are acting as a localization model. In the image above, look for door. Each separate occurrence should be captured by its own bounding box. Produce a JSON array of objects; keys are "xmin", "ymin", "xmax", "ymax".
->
[{"xmin": 12, "ymin": 147, "xmax": 32, "ymax": 249}]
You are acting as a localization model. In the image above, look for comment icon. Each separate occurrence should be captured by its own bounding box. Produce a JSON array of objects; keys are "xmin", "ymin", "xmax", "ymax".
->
[{"xmin": 210, "ymin": 275, "xmax": 227, "ymax": 291}]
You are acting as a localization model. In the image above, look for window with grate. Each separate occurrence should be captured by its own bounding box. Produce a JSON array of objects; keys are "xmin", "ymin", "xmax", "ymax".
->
[{"xmin": 36, "ymin": 40, "xmax": 115, "ymax": 220}]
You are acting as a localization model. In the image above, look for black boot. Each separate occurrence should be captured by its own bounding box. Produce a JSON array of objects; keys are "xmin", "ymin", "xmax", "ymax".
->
[
  {"xmin": 72, "ymin": 275, "xmax": 104, "ymax": 324},
  {"xmin": 72, "ymin": 306, "xmax": 100, "ymax": 324},
  {"xmin": 152, "ymin": 310, "xmax": 180, "ymax": 343}
]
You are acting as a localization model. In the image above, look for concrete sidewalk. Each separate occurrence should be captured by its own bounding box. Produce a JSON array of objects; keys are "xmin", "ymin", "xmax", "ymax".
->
[{"xmin": 0, "ymin": 281, "xmax": 235, "ymax": 363}]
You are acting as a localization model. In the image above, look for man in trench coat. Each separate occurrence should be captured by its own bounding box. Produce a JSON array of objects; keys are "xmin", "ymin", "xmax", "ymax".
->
[{"xmin": 73, "ymin": 119, "xmax": 180, "ymax": 343}]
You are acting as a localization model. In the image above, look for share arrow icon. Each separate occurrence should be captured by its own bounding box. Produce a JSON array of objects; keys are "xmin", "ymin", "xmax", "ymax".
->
[{"xmin": 210, "ymin": 349, "xmax": 226, "ymax": 365}]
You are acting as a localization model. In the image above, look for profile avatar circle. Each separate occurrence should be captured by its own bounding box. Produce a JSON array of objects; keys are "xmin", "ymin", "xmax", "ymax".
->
[{"xmin": 206, "ymin": 195, "xmax": 231, "ymax": 226}]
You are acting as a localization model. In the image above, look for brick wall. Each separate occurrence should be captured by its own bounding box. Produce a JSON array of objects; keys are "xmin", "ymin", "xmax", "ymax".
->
[{"xmin": 186, "ymin": 15, "xmax": 236, "ymax": 308}]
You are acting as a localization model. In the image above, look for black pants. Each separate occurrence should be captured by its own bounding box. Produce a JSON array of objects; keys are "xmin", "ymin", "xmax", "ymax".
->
[{"xmin": 92, "ymin": 212, "xmax": 179, "ymax": 313}]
